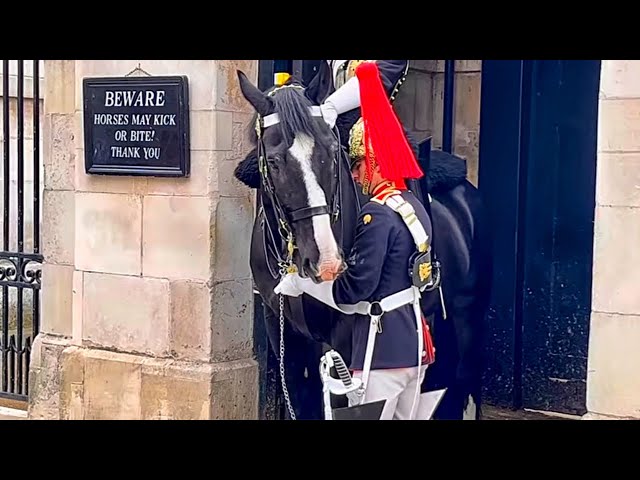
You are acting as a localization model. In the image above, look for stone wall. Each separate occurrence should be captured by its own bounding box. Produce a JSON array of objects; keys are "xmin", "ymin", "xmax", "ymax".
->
[
  {"xmin": 585, "ymin": 60, "xmax": 640, "ymax": 420},
  {"xmin": 28, "ymin": 60, "xmax": 259, "ymax": 420},
  {"xmin": 394, "ymin": 60, "xmax": 482, "ymax": 186}
]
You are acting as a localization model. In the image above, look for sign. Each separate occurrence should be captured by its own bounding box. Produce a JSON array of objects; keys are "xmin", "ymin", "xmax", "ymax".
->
[{"xmin": 83, "ymin": 75, "xmax": 190, "ymax": 177}]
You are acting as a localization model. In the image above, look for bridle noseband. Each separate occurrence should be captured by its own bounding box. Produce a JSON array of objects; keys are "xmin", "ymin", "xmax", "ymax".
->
[{"xmin": 255, "ymin": 84, "xmax": 343, "ymax": 277}]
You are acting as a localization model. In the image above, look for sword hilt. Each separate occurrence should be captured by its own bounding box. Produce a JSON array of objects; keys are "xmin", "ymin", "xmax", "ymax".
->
[
  {"xmin": 319, "ymin": 350, "xmax": 362, "ymax": 401},
  {"xmin": 327, "ymin": 350, "xmax": 352, "ymax": 387}
]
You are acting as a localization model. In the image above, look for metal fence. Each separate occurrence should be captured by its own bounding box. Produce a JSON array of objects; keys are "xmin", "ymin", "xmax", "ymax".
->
[{"xmin": 0, "ymin": 60, "xmax": 42, "ymax": 402}]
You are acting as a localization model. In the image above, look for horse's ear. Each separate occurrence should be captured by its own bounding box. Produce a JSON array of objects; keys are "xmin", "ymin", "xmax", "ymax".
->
[
  {"xmin": 237, "ymin": 70, "xmax": 274, "ymax": 116},
  {"xmin": 305, "ymin": 61, "xmax": 334, "ymax": 105}
]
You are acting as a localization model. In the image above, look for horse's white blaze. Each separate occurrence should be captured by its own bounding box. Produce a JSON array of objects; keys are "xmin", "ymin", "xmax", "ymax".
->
[{"xmin": 289, "ymin": 134, "xmax": 340, "ymax": 271}]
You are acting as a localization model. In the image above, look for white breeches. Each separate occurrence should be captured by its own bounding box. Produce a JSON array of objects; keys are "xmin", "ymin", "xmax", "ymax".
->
[{"xmin": 351, "ymin": 365, "xmax": 427, "ymax": 420}]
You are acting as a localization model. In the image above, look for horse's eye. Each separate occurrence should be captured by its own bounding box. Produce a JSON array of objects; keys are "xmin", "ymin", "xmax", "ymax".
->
[{"xmin": 267, "ymin": 156, "xmax": 280, "ymax": 169}]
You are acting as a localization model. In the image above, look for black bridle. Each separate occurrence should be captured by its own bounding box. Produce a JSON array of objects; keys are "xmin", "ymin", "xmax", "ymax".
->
[{"xmin": 255, "ymin": 85, "xmax": 343, "ymax": 279}]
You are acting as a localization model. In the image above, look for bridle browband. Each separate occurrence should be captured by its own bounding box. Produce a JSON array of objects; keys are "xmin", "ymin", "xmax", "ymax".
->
[{"xmin": 255, "ymin": 84, "xmax": 343, "ymax": 278}]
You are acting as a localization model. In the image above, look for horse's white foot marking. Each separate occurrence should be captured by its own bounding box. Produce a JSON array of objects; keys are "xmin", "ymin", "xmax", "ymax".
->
[{"xmin": 463, "ymin": 394, "xmax": 477, "ymax": 420}]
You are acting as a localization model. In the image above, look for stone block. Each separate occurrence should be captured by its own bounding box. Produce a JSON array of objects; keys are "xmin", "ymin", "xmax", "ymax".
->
[
  {"xmin": 72, "ymin": 270, "xmax": 83, "ymax": 345},
  {"xmin": 592, "ymin": 206, "xmax": 640, "ymax": 315},
  {"xmin": 83, "ymin": 352, "xmax": 142, "ymax": 420},
  {"xmin": 213, "ymin": 110, "xmax": 233, "ymax": 151},
  {"xmin": 144, "ymin": 150, "xmax": 214, "ymax": 197},
  {"xmin": 454, "ymin": 73, "xmax": 481, "ymax": 135},
  {"xmin": 27, "ymin": 334, "xmax": 66, "ymax": 420},
  {"xmin": 232, "ymin": 121, "xmax": 249, "ymax": 160},
  {"xmin": 430, "ymin": 60, "xmax": 482, "ymax": 73},
  {"xmin": 434, "ymin": 61, "xmax": 448, "ymax": 73},
  {"xmin": 189, "ymin": 110, "xmax": 215, "ymax": 151},
  {"xmin": 44, "ymin": 61, "xmax": 75, "ymax": 115},
  {"xmin": 211, "ymin": 279, "xmax": 253, "ymax": 363},
  {"xmin": 44, "ymin": 114, "xmax": 76, "ymax": 191},
  {"xmin": 42, "ymin": 189, "xmax": 75, "ymax": 265},
  {"xmin": 83, "ymin": 272, "xmax": 170, "ymax": 356},
  {"xmin": 232, "ymin": 111, "xmax": 255, "ymax": 136},
  {"xmin": 454, "ymin": 140, "xmax": 479, "ymax": 186},
  {"xmin": 210, "ymin": 359, "xmax": 259, "ymax": 419},
  {"xmin": 58, "ymin": 347, "xmax": 258, "ymax": 420},
  {"xmin": 75, "ymin": 148, "xmax": 140, "ymax": 195},
  {"xmin": 170, "ymin": 280, "xmax": 212, "ymax": 362},
  {"xmin": 456, "ymin": 60, "xmax": 482, "ymax": 72},
  {"xmin": 217, "ymin": 151, "xmax": 250, "ymax": 197},
  {"xmin": 598, "ymin": 99, "xmax": 640, "ymax": 152},
  {"xmin": 410, "ymin": 60, "xmax": 437, "ymax": 73},
  {"xmin": 213, "ymin": 196, "xmax": 253, "ymax": 281},
  {"xmin": 142, "ymin": 195, "xmax": 212, "ymax": 281},
  {"xmin": 586, "ymin": 312, "xmax": 640, "ymax": 419},
  {"xmin": 185, "ymin": 110, "xmax": 233, "ymax": 151},
  {"xmin": 596, "ymin": 153, "xmax": 640, "ymax": 207},
  {"xmin": 182, "ymin": 110, "xmax": 233, "ymax": 152},
  {"xmin": 413, "ymin": 72, "xmax": 433, "ymax": 132},
  {"xmin": 75, "ymin": 192, "xmax": 142, "ymax": 276},
  {"xmin": 140, "ymin": 366, "xmax": 211, "ymax": 420},
  {"xmin": 42, "ymin": 263, "xmax": 74, "ymax": 337},
  {"xmin": 59, "ymin": 346, "xmax": 85, "ymax": 420},
  {"xmin": 600, "ymin": 60, "xmax": 640, "ymax": 99},
  {"xmin": 215, "ymin": 60, "xmax": 259, "ymax": 112}
]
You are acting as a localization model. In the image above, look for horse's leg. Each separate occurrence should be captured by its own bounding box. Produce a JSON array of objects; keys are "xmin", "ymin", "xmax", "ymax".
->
[
  {"xmin": 431, "ymin": 294, "xmax": 484, "ymax": 421},
  {"xmin": 424, "ymin": 309, "xmax": 463, "ymax": 420},
  {"xmin": 262, "ymin": 301, "xmax": 324, "ymax": 420},
  {"xmin": 451, "ymin": 308, "xmax": 480, "ymax": 420}
]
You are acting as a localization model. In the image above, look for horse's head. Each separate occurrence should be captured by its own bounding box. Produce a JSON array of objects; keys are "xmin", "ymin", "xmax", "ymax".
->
[{"xmin": 237, "ymin": 63, "xmax": 346, "ymax": 282}]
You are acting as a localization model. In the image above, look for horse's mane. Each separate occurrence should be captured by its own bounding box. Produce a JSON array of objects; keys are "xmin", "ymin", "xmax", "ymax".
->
[
  {"xmin": 237, "ymin": 80, "xmax": 330, "ymax": 188},
  {"xmin": 246, "ymin": 81, "xmax": 327, "ymax": 149}
]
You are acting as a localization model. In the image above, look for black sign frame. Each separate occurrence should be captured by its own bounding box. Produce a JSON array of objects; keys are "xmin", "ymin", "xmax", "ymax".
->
[{"xmin": 83, "ymin": 75, "xmax": 190, "ymax": 177}]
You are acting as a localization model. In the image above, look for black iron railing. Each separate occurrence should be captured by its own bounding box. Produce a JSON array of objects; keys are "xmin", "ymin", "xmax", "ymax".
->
[{"xmin": 0, "ymin": 60, "xmax": 42, "ymax": 402}]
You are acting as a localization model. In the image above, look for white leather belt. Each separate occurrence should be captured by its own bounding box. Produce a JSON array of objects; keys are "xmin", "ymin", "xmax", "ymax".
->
[{"xmin": 336, "ymin": 287, "xmax": 416, "ymax": 316}]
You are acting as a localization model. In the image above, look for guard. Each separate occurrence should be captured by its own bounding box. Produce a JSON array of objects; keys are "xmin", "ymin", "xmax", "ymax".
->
[{"xmin": 275, "ymin": 61, "xmax": 443, "ymax": 420}]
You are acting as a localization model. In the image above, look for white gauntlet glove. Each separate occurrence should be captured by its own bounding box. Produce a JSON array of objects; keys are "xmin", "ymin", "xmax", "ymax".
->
[
  {"xmin": 320, "ymin": 76, "xmax": 361, "ymax": 128},
  {"xmin": 274, "ymin": 273, "xmax": 362, "ymax": 316},
  {"xmin": 320, "ymin": 103, "xmax": 338, "ymax": 129},
  {"xmin": 274, "ymin": 273, "xmax": 340, "ymax": 310},
  {"xmin": 274, "ymin": 273, "xmax": 303, "ymax": 297}
]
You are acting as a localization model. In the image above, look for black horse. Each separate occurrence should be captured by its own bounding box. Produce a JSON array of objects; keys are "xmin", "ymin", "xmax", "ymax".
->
[{"xmin": 235, "ymin": 62, "xmax": 493, "ymax": 420}]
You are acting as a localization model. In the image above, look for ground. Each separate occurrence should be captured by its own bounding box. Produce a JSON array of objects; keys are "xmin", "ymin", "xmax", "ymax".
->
[
  {"xmin": 0, "ymin": 404, "xmax": 579, "ymax": 420},
  {"xmin": 481, "ymin": 405, "xmax": 579, "ymax": 420}
]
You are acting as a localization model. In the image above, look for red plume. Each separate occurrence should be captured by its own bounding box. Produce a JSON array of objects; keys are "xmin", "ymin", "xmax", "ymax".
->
[{"xmin": 356, "ymin": 61, "xmax": 423, "ymax": 189}]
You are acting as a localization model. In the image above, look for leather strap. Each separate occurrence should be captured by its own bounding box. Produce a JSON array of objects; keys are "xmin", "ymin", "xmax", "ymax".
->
[{"xmin": 384, "ymin": 194, "xmax": 429, "ymax": 252}]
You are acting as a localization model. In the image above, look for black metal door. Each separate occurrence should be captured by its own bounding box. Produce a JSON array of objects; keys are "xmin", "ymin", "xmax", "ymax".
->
[
  {"xmin": 479, "ymin": 60, "xmax": 600, "ymax": 415},
  {"xmin": 0, "ymin": 60, "xmax": 43, "ymax": 403}
]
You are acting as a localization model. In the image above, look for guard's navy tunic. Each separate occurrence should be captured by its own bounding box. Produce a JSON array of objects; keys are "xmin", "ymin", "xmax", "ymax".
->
[{"xmin": 331, "ymin": 187, "xmax": 432, "ymax": 371}]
